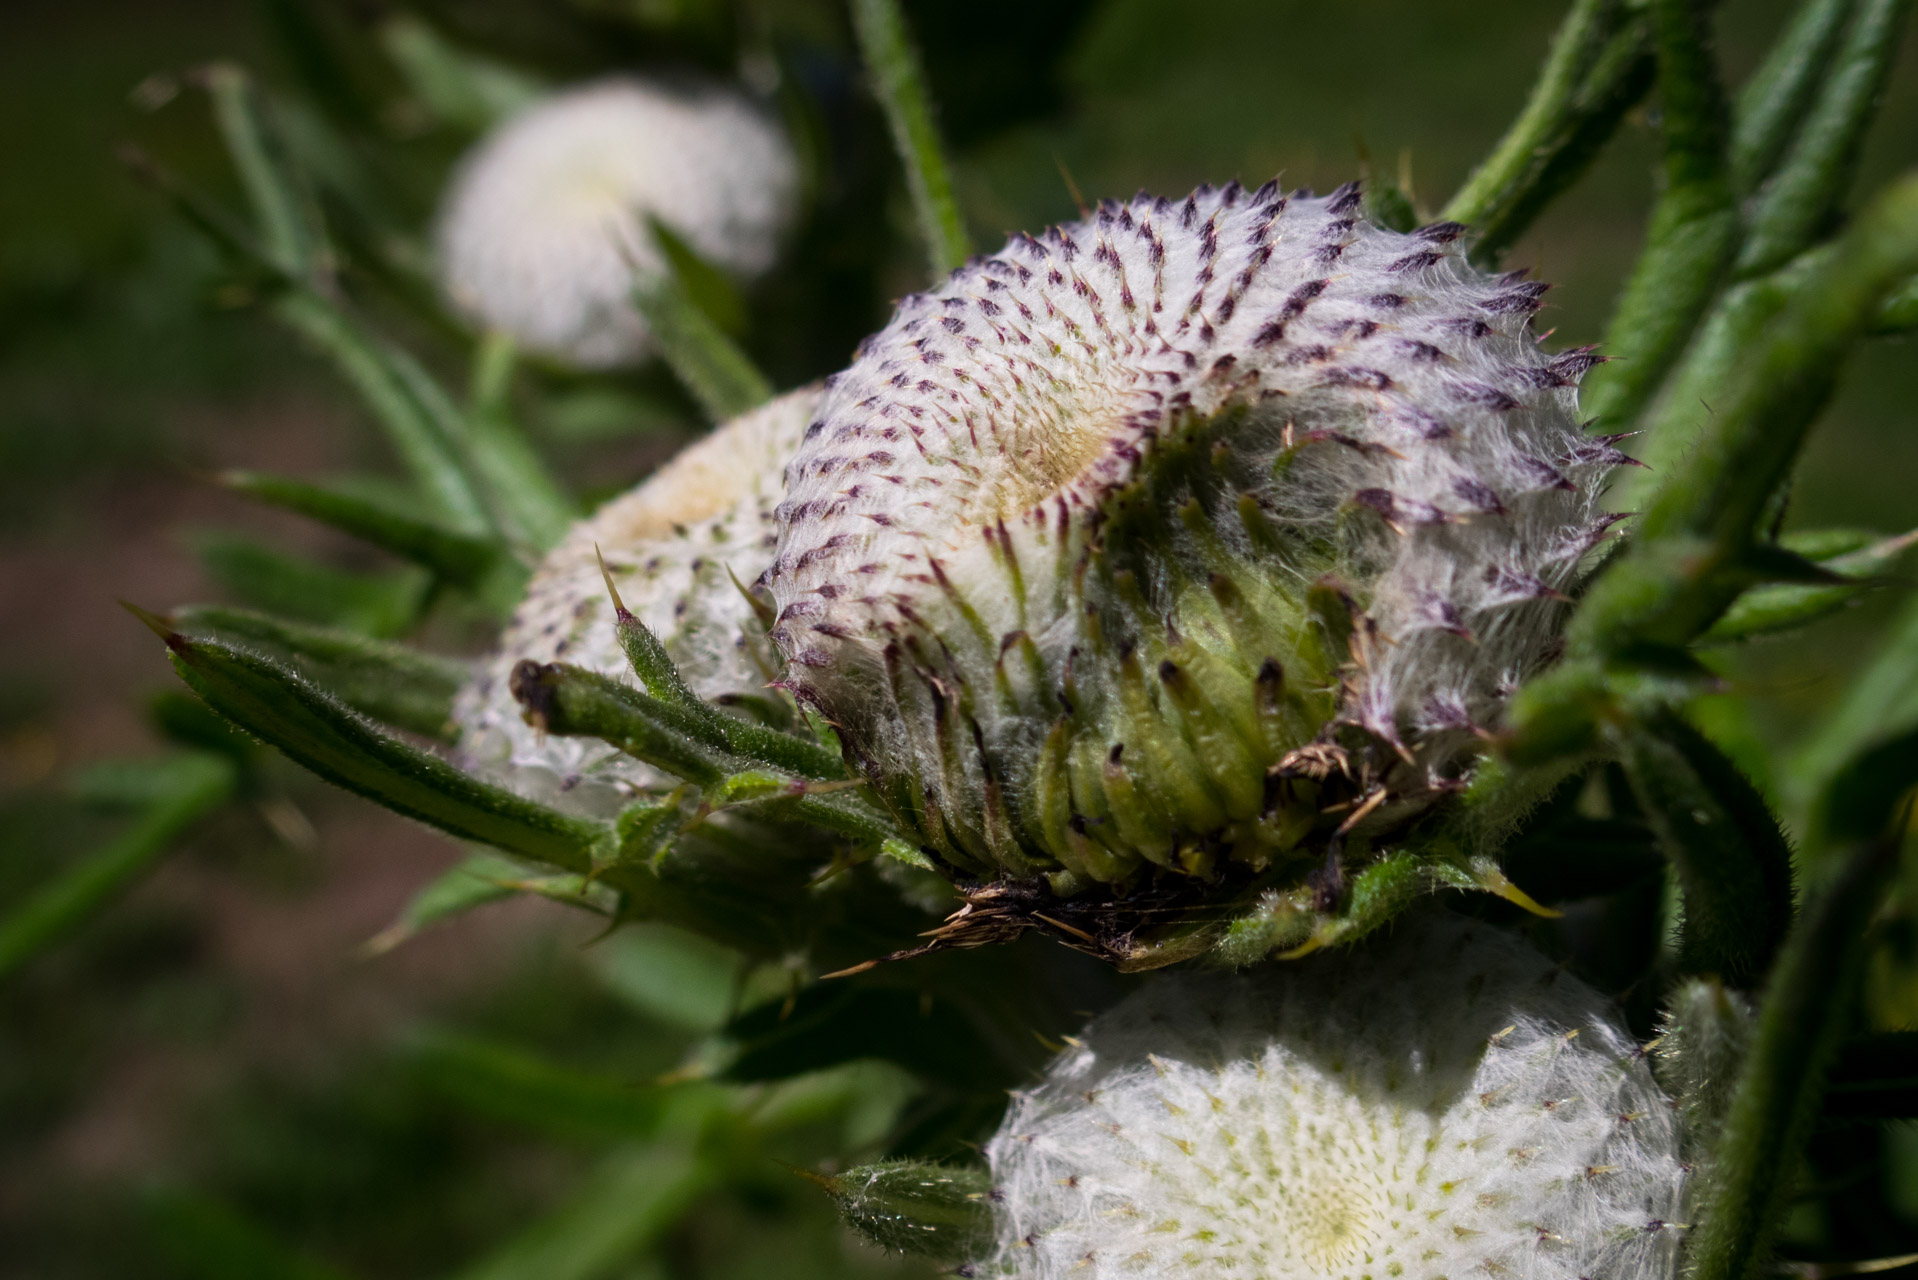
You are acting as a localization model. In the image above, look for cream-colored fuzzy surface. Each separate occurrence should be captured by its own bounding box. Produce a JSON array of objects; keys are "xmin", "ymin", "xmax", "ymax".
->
[
  {"xmin": 436, "ymin": 77, "xmax": 797, "ymax": 368},
  {"xmin": 454, "ymin": 386, "xmax": 820, "ymax": 813},
  {"xmin": 986, "ymin": 912, "xmax": 1683, "ymax": 1280}
]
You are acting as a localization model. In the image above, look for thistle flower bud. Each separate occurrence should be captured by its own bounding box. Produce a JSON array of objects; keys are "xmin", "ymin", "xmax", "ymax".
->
[
  {"xmin": 455, "ymin": 387, "xmax": 819, "ymax": 811},
  {"xmin": 435, "ymin": 77, "xmax": 799, "ymax": 368},
  {"xmin": 985, "ymin": 913, "xmax": 1685, "ymax": 1280},
  {"xmin": 767, "ymin": 181, "xmax": 1617, "ymax": 921}
]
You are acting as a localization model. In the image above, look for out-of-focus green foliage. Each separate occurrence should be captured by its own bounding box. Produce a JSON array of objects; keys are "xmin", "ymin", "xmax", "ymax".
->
[{"xmin": 3, "ymin": 0, "xmax": 1916, "ymax": 1275}]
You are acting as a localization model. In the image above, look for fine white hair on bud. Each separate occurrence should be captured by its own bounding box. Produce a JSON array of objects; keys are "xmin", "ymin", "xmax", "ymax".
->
[
  {"xmin": 984, "ymin": 913, "xmax": 1685, "ymax": 1280},
  {"xmin": 435, "ymin": 77, "xmax": 799, "ymax": 368},
  {"xmin": 455, "ymin": 386, "xmax": 820, "ymax": 812},
  {"xmin": 766, "ymin": 180, "xmax": 1621, "ymax": 919}
]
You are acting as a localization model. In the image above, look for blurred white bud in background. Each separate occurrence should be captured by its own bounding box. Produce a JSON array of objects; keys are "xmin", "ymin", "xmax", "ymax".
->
[{"xmin": 435, "ymin": 77, "xmax": 799, "ymax": 368}]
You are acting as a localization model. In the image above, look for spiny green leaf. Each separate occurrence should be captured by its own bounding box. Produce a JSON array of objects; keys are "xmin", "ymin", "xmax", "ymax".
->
[
  {"xmin": 0, "ymin": 753, "xmax": 235, "ymax": 982},
  {"xmin": 804, "ymin": 1159, "xmax": 994, "ymax": 1263},
  {"xmin": 510, "ymin": 661, "xmax": 729, "ymax": 786},
  {"xmin": 510, "ymin": 663, "xmax": 885, "ymax": 838},
  {"xmin": 363, "ymin": 850, "xmax": 526, "ymax": 954},
  {"xmin": 129, "ymin": 140, "xmax": 497, "ymax": 536},
  {"xmin": 596, "ymin": 590, "xmax": 845, "ymax": 781},
  {"xmin": 148, "ymin": 614, "xmax": 606, "ymax": 872},
  {"xmin": 1701, "ymin": 527, "xmax": 1916, "ymax": 643},
  {"xmin": 194, "ymin": 531, "xmax": 430, "ymax": 638},
  {"xmin": 218, "ymin": 469, "xmax": 508, "ymax": 589},
  {"xmin": 175, "ymin": 604, "xmax": 469, "ymax": 739},
  {"xmin": 196, "ymin": 63, "xmax": 523, "ymax": 539},
  {"xmin": 849, "ymin": 0, "xmax": 971, "ymax": 278},
  {"xmin": 1209, "ymin": 840, "xmax": 1560, "ymax": 967}
]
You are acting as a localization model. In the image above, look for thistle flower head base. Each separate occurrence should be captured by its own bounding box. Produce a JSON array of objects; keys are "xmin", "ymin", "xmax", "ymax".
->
[
  {"xmin": 984, "ymin": 913, "xmax": 1685, "ymax": 1280},
  {"xmin": 768, "ymin": 181, "xmax": 1618, "ymax": 942}
]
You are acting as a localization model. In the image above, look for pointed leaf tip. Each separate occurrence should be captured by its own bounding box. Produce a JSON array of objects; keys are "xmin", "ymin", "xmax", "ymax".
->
[
  {"xmin": 593, "ymin": 544, "xmax": 632, "ymax": 620},
  {"xmin": 121, "ymin": 600, "xmax": 185, "ymax": 648}
]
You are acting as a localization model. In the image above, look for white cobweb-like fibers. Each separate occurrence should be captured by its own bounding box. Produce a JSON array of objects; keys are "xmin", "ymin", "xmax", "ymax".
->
[
  {"xmin": 435, "ymin": 76, "xmax": 798, "ymax": 368},
  {"xmin": 766, "ymin": 181, "xmax": 1623, "ymax": 874},
  {"xmin": 453, "ymin": 387, "xmax": 821, "ymax": 814},
  {"xmin": 984, "ymin": 912, "xmax": 1685, "ymax": 1280}
]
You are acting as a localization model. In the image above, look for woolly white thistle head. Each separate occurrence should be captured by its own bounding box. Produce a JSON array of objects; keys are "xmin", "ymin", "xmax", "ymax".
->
[
  {"xmin": 435, "ymin": 77, "xmax": 799, "ymax": 367},
  {"xmin": 983, "ymin": 912, "xmax": 1685, "ymax": 1280},
  {"xmin": 766, "ymin": 181, "xmax": 1621, "ymax": 931},
  {"xmin": 455, "ymin": 387, "xmax": 820, "ymax": 812}
]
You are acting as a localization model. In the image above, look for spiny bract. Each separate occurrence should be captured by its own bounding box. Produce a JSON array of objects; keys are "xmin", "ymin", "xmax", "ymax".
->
[
  {"xmin": 455, "ymin": 387, "xmax": 820, "ymax": 813},
  {"xmin": 435, "ymin": 77, "xmax": 798, "ymax": 368},
  {"xmin": 983, "ymin": 912, "xmax": 1685, "ymax": 1280},
  {"xmin": 768, "ymin": 180, "xmax": 1620, "ymax": 902}
]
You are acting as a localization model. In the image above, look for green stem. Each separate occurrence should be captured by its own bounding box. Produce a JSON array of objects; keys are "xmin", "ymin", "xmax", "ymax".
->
[
  {"xmin": 1736, "ymin": 0, "xmax": 1916, "ymax": 278},
  {"xmin": 1684, "ymin": 823, "xmax": 1902, "ymax": 1280},
  {"xmin": 1444, "ymin": 0, "xmax": 1658, "ymax": 264},
  {"xmin": 1577, "ymin": 172, "xmax": 1918, "ymax": 654},
  {"xmin": 1788, "ymin": 595, "xmax": 1918, "ymax": 820},
  {"xmin": 1580, "ymin": 0, "xmax": 1741, "ymax": 430},
  {"xmin": 630, "ymin": 272, "xmax": 773, "ymax": 425},
  {"xmin": 1613, "ymin": 711, "xmax": 1794, "ymax": 985},
  {"xmin": 1504, "ymin": 174, "xmax": 1918, "ymax": 762},
  {"xmin": 1619, "ymin": 243, "xmax": 1829, "ymax": 500},
  {"xmin": 217, "ymin": 469, "xmax": 507, "ymax": 589},
  {"xmin": 272, "ymin": 291, "xmax": 492, "ymax": 535},
  {"xmin": 1729, "ymin": 0, "xmax": 1858, "ymax": 193},
  {"xmin": 201, "ymin": 62, "xmax": 322, "ymax": 279},
  {"xmin": 1445, "ymin": 0, "xmax": 1616, "ymax": 229},
  {"xmin": 849, "ymin": 0, "xmax": 971, "ymax": 279},
  {"xmin": 467, "ymin": 331, "xmax": 577, "ymax": 553},
  {"xmin": 0, "ymin": 754, "xmax": 236, "ymax": 982}
]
